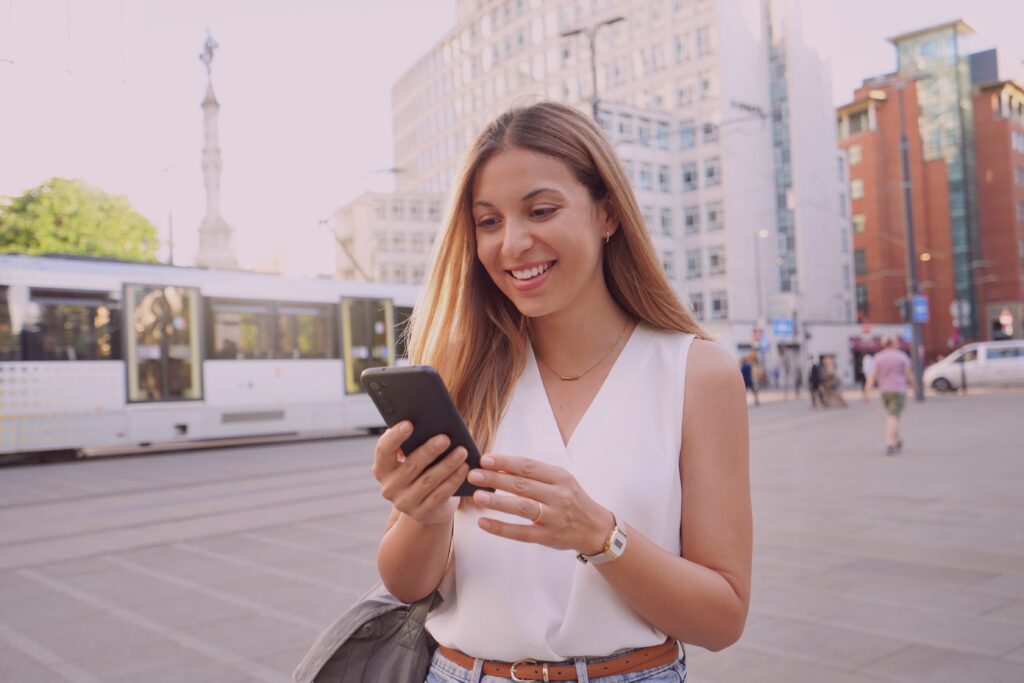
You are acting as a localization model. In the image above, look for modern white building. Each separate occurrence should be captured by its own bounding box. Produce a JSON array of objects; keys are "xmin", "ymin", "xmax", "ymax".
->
[{"xmin": 334, "ymin": 0, "xmax": 857, "ymax": 382}]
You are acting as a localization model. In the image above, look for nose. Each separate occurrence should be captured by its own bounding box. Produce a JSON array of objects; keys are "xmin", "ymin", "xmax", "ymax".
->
[{"xmin": 500, "ymin": 217, "xmax": 534, "ymax": 259}]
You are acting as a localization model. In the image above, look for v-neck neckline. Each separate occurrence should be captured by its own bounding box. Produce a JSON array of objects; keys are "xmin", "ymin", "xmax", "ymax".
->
[{"xmin": 526, "ymin": 322, "xmax": 645, "ymax": 452}]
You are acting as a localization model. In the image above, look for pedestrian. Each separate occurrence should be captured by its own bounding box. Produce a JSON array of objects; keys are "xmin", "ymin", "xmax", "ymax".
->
[
  {"xmin": 808, "ymin": 354, "xmax": 823, "ymax": 409},
  {"xmin": 794, "ymin": 364, "xmax": 803, "ymax": 399},
  {"xmin": 820, "ymin": 356, "xmax": 847, "ymax": 407},
  {"xmin": 860, "ymin": 352, "xmax": 874, "ymax": 392},
  {"xmin": 371, "ymin": 102, "xmax": 752, "ymax": 682},
  {"xmin": 741, "ymin": 353, "xmax": 760, "ymax": 406},
  {"xmin": 863, "ymin": 336, "xmax": 915, "ymax": 455}
]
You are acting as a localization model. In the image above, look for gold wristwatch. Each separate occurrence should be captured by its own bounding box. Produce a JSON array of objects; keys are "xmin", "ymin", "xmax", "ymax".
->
[{"xmin": 576, "ymin": 514, "xmax": 627, "ymax": 565}]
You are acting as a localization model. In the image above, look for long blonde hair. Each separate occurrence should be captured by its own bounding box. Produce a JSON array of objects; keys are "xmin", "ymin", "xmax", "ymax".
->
[{"xmin": 408, "ymin": 101, "xmax": 707, "ymax": 452}]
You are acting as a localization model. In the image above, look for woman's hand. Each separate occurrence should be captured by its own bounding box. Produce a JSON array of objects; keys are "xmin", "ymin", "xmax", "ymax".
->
[
  {"xmin": 372, "ymin": 421, "xmax": 469, "ymax": 527},
  {"xmin": 467, "ymin": 454, "xmax": 614, "ymax": 556}
]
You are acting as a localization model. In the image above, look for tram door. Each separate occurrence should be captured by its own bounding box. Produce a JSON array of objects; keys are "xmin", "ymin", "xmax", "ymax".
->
[
  {"xmin": 124, "ymin": 284, "xmax": 203, "ymax": 402},
  {"xmin": 341, "ymin": 297, "xmax": 394, "ymax": 394}
]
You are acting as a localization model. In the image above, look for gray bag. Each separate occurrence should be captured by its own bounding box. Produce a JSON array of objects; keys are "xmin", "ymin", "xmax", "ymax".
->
[{"xmin": 292, "ymin": 582, "xmax": 441, "ymax": 683}]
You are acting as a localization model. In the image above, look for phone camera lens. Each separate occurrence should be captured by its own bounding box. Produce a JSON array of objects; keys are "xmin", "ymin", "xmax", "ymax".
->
[{"xmin": 369, "ymin": 382, "xmax": 381, "ymax": 391}]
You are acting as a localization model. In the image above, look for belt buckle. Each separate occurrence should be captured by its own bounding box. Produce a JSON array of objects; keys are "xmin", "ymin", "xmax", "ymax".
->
[{"xmin": 510, "ymin": 658, "xmax": 545, "ymax": 682}]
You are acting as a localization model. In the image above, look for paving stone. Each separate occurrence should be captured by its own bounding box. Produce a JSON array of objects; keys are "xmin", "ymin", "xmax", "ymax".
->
[
  {"xmin": 0, "ymin": 646, "xmax": 70, "ymax": 683},
  {"xmin": 861, "ymin": 644, "xmax": 1024, "ymax": 683},
  {"xmin": 739, "ymin": 615, "xmax": 907, "ymax": 670}
]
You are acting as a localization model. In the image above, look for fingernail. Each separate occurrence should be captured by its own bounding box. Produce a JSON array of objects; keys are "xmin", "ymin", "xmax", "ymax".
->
[
  {"xmin": 399, "ymin": 421, "xmax": 412, "ymax": 434},
  {"xmin": 434, "ymin": 435, "xmax": 449, "ymax": 448},
  {"xmin": 454, "ymin": 447, "xmax": 467, "ymax": 461},
  {"xmin": 474, "ymin": 491, "xmax": 491, "ymax": 504},
  {"xmin": 468, "ymin": 470, "xmax": 483, "ymax": 483},
  {"xmin": 481, "ymin": 455, "xmax": 495, "ymax": 467}
]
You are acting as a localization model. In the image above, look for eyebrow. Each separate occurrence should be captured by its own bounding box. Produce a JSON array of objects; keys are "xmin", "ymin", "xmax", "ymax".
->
[{"xmin": 472, "ymin": 187, "xmax": 565, "ymax": 209}]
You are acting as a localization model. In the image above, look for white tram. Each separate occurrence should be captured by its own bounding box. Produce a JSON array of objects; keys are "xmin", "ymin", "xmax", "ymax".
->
[{"xmin": 0, "ymin": 254, "xmax": 420, "ymax": 458}]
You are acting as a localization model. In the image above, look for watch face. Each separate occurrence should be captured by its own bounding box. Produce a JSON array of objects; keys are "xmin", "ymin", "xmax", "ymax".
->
[{"xmin": 609, "ymin": 531, "xmax": 626, "ymax": 555}]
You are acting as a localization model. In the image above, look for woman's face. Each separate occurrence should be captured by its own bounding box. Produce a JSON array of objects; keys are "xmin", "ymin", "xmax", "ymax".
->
[{"xmin": 470, "ymin": 146, "xmax": 614, "ymax": 319}]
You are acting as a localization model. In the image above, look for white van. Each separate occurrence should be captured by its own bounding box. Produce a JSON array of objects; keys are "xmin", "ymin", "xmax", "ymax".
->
[{"xmin": 923, "ymin": 340, "xmax": 1024, "ymax": 392}]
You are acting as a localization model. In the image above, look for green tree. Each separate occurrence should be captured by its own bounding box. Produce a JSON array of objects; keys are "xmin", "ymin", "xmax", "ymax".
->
[{"xmin": 0, "ymin": 177, "xmax": 159, "ymax": 262}]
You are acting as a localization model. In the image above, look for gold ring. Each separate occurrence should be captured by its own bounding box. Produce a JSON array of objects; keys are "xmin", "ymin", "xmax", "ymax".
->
[{"xmin": 531, "ymin": 503, "xmax": 544, "ymax": 524}]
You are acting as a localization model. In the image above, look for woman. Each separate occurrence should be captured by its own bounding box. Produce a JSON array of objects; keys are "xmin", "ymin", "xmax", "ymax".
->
[{"xmin": 373, "ymin": 102, "xmax": 751, "ymax": 682}]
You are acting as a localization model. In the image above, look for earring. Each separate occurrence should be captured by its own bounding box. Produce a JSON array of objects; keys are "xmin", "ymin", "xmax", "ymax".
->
[{"xmin": 604, "ymin": 232, "xmax": 610, "ymax": 244}]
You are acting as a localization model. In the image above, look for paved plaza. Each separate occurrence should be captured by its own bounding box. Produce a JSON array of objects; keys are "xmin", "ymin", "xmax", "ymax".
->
[{"xmin": 1, "ymin": 391, "xmax": 1023, "ymax": 682}]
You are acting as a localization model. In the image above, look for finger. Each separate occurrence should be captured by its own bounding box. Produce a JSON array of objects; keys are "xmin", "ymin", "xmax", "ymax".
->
[
  {"xmin": 418, "ymin": 460, "xmax": 470, "ymax": 511},
  {"xmin": 472, "ymin": 490, "xmax": 541, "ymax": 522},
  {"xmin": 372, "ymin": 421, "xmax": 413, "ymax": 479},
  {"xmin": 478, "ymin": 454, "xmax": 566, "ymax": 485},
  {"xmin": 399, "ymin": 446, "xmax": 468, "ymax": 509},
  {"xmin": 399, "ymin": 434, "xmax": 454, "ymax": 481},
  {"xmin": 476, "ymin": 515, "xmax": 543, "ymax": 543},
  {"xmin": 467, "ymin": 466, "xmax": 554, "ymax": 502}
]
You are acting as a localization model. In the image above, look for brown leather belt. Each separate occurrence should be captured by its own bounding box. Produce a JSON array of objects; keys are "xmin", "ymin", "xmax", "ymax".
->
[{"xmin": 437, "ymin": 638, "xmax": 678, "ymax": 682}]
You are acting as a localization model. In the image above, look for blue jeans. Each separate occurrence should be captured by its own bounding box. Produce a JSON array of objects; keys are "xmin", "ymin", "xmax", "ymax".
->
[{"xmin": 425, "ymin": 644, "xmax": 687, "ymax": 682}]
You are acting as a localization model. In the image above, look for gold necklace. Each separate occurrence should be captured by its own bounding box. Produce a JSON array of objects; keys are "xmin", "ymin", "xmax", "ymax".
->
[{"xmin": 536, "ymin": 319, "xmax": 633, "ymax": 381}]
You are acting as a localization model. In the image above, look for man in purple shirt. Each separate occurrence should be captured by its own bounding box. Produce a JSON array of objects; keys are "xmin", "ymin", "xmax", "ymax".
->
[{"xmin": 863, "ymin": 337, "xmax": 916, "ymax": 455}]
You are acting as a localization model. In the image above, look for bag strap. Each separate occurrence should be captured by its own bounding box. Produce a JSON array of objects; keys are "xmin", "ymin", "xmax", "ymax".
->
[{"xmin": 395, "ymin": 590, "xmax": 441, "ymax": 650}]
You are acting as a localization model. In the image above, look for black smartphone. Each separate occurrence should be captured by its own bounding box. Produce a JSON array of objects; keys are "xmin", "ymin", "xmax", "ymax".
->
[{"xmin": 361, "ymin": 365, "xmax": 493, "ymax": 497}]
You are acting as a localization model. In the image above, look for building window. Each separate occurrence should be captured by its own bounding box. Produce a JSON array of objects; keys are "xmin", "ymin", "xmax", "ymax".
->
[
  {"xmin": 390, "ymin": 201, "xmax": 405, "ymax": 220},
  {"xmin": 690, "ymin": 292, "xmax": 704, "ymax": 321},
  {"xmin": 1013, "ymin": 131, "xmax": 1024, "ymax": 154},
  {"xmin": 1016, "ymin": 166, "xmax": 1024, "ymax": 187},
  {"xmin": 679, "ymin": 121, "xmax": 696, "ymax": 149},
  {"xmin": 686, "ymin": 249, "xmax": 702, "ymax": 279},
  {"xmin": 639, "ymin": 163, "xmax": 654, "ymax": 191},
  {"xmin": 662, "ymin": 250, "xmax": 675, "ymax": 278},
  {"xmin": 376, "ymin": 231, "xmax": 388, "ymax": 249},
  {"xmin": 412, "ymin": 232, "xmax": 425, "ymax": 251},
  {"xmin": 684, "ymin": 205, "xmax": 700, "ymax": 234},
  {"xmin": 702, "ymin": 122, "xmax": 719, "ymax": 143},
  {"xmin": 394, "ymin": 263, "xmax": 408, "ymax": 282},
  {"xmin": 700, "ymin": 76, "xmax": 712, "ymax": 99},
  {"xmin": 708, "ymin": 246, "xmax": 726, "ymax": 275},
  {"xmin": 1018, "ymin": 201, "xmax": 1024, "ymax": 223},
  {"xmin": 706, "ymin": 201, "xmax": 723, "ymax": 231},
  {"xmin": 696, "ymin": 27, "xmax": 710, "ymax": 56},
  {"xmin": 638, "ymin": 118, "xmax": 652, "ymax": 146},
  {"xmin": 658, "ymin": 165, "xmax": 671, "ymax": 192},
  {"xmin": 711, "ymin": 290, "xmax": 728, "ymax": 320},
  {"xmin": 618, "ymin": 114, "xmax": 634, "ymax": 139},
  {"xmin": 850, "ymin": 178, "xmax": 864, "ymax": 199},
  {"xmin": 642, "ymin": 206, "xmax": 654, "ymax": 230},
  {"xmin": 848, "ymin": 144, "xmax": 862, "ymax": 165},
  {"xmin": 375, "ymin": 201, "xmax": 387, "ymax": 219},
  {"xmin": 852, "ymin": 214, "xmax": 866, "ymax": 234},
  {"xmin": 677, "ymin": 85, "xmax": 694, "ymax": 107},
  {"xmin": 660, "ymin": 207, "xmax": 673, "ymax": 236},
  {"xmin": 428, "ymin": 202, "xmax": 441, "ymax": 220},
  {"xmin": 412, "ymin": 265, "xmax": 426, "ymax": 282},
  {"xmin": 392, "ymin": 231, "xmax": 406, "ymax": 251},
  {"xmin": 682, "ymin": 163, "xmax": 698, "ymax": 191},
  {"xmin": 856, "ymin": 283, "xmax": 869, "ymax": 314},
  {"xmin": 409, "ymin": 202, "xmax": 422, "ymax": 220},
  {"xmin": 704, "ymin": 157, "xmax": 721, "ymax": 187},
  {"xmin": 674, "ymin": 35, "xmax": 687, "ymax": 63},
  {"xmin": 848, "ymin": 110, "xmax": 870, "ymax": 135},
  {"xmin": 854, "ymin": 249, "xmax": 867, "ymax": 276},
  {"xmin": 656, "ymin": 121, "xmax": 670, "ymax": 150}
]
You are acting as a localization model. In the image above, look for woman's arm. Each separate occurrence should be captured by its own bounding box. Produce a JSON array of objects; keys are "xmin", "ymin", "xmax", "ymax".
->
[{"xmin": 592, "ymin": 339, "xmax": 751, "ymax": 650}]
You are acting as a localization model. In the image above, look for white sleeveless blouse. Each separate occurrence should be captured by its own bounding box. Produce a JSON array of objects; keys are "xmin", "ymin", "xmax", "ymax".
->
[{"xmin": 425, "ymin": 324, "xmax": 695, "ymax": 661}]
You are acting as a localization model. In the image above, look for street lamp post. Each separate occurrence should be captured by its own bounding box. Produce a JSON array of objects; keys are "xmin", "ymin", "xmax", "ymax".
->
[
  {"xmin": 754, "ymin": 229, "xmax": 769, "ymax": 323},
  {"xmin": 561, "ymin": 16, "xmax": 624, "ymax": 121},
  {"xmin": 868, "ymin": 80, "xmax": 926, "ymax": 401}
]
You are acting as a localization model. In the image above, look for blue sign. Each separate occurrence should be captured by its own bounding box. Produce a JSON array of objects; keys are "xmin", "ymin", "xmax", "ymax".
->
[
  {"xmin": 771, "ymin": 317, "xmax": 794, "ymax": 338},
  {"xmin": 902, "ymin": 324, "xmax": 913, "ymax": 342},
  {"xmin": 912, "ymin": 295, "xmax": 929, "ymax": 324}
]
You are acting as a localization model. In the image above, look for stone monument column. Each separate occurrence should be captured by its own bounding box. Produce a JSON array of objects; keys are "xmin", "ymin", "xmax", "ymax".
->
[{"xmin": 195, "ymin": 32, "xmax": 238, "ymax": 270}]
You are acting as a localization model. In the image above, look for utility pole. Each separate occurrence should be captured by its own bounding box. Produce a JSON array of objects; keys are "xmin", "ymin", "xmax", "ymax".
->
[{"xmin": 561, "ymin": 16, "xmax": 624, "ymax": 120}]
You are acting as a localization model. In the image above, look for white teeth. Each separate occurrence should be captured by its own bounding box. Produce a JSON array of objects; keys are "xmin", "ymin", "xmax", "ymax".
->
[{"xmin": 510, "ymin": 262, "xmax": 553, "ymax": 280}]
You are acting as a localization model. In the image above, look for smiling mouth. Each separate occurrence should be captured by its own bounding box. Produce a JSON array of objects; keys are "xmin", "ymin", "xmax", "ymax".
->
[{"xmin": 508, "ymin": 261, "xmax": 556, "ymax": 281}]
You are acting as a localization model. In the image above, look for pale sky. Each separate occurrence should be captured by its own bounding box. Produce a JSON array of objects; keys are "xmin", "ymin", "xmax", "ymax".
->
[{"xmin": 1, "ymin": 0, "xmax": 1021, "ymax": 277}]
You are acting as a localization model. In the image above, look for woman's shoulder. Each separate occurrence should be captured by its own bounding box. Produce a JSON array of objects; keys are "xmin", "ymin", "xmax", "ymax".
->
[{"xmin": 686, "ymin": 339, "xmax": 744, "ymax": 386}]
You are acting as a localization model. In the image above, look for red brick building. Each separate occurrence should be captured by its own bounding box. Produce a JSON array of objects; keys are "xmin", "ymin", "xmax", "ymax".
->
[
  {"xmin": 973, "ymin": 79, "xmax": 1024, "ymax": 340},
  {"xmin": 836, "ymin": 82, "xmax": 955, "ymax": 361},
  {"xmin": 836, "ymin": 23, "xmax": 1024, "ymax": 363}
]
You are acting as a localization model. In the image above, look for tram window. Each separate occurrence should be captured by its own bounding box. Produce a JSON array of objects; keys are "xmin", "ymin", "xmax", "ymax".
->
[
  {"xmin": 394, "ymin": 306, "xmax": 413, "ymax": 359},
  {"xmin": 126, "ymin": 284, "xmax": 202, "ymax": 402},
  {"xmin": 0, "ymin": 287, "xmax": 18, "ymax": 360},
  {"xmin": 21, "ymin": 288, "xmax": 121, "ymax": 361},
  {"xmin": 207, "ymin": 299, "xmax": 274, "ymax": 359},
  {"xmin": 276, "ymin": 303, "xmax": 336, "ymax": 359},
  {"xmin": 342, "ymin": 297, "xmax": 394, "ymax": 394}
]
